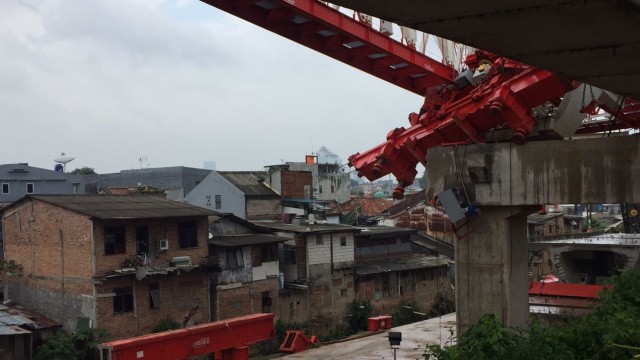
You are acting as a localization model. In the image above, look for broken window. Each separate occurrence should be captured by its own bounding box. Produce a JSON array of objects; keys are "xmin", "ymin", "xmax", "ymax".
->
[
  {"xmin": 226, "ymin": 248, "xmax": 244, "ymax": 269},
  {"xmin": 261, "ymin": 291, "xmax": 272, "ymax": 313},
  {"xmin": 149, "ymin": 283, "xmax": 161, "ymax": 309},
  {"xmin": 113, "ymin": 287, "xmax": 133, "ymax": 313},
  {"xmin": 178, "ymin": 222, "xmax": 198, "ymax": 249},
  {"xmin": 26, "ymin": 183, "xmax": 34, "ymax": 194},
  {"xmin": 104, "ymin": 226, "xmax": 126, "ymax": 255},
  {"xmin": 1, "ymin": 183, "xmax": 8, "ymax": 194},
  {"xmin": 215, "ymin": 195, "xmax": 222, "ymax": 209}
]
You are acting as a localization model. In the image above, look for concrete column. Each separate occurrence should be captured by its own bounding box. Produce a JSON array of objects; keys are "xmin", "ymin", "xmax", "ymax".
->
[{"xmin": 455, "ymin": 206, "xmax": 531, "ymax": 333}]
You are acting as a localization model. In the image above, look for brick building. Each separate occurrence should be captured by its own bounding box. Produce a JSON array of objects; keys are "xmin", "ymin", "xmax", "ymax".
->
[
  {"xmin": 255, "ymin": 222, "xmax": 358, "ymax": 335},
  {"xmin": 208, "ymin": 233, "xmax": 285, "ymax": 321},
  {"xmin": 354, "ymin": 227, "xmax": 452, "ymax": 316},
  {"xmin": 1, "ymin": 195, "xmax": 216, "ymax": 340}
]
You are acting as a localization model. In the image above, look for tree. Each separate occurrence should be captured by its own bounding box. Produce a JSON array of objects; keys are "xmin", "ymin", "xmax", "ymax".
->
[
  {"xmin": 424, "ymin": 271, "xmax": 640, "ymax": 360},
  {"xmin": 70, "ymin": 167, "xmax": 96, "ymax": 175}
]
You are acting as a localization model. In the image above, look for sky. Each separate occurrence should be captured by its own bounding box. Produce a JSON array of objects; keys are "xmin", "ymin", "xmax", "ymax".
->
[{"xmin": 1, "ymin": 0, "xmax": 425, "ymax": 174}]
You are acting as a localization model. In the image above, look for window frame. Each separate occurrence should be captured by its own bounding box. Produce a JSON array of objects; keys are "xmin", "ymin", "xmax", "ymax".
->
[
  {"xmin": 104, "ymin": 226, "xmax": 126, "ymax": 255},
  {"xmin": 149, "ymin": 283, "xmax": 161, "ymax": 309},
  {"xmin": 340, "ymin": 236, "xmax": 347, "ymax": 246},
  {"xmin": 214, "ymin": 195, "xmax": 222, "ymax": 209},
  {"xmin": 1, "ymin": 183, "xmax": 9, "ymax": 195},
  {"xmin": 113, "ymin": 287, "xmax": 134, "ymax": 313},
  {"xmin": 178, "ymin": 222, "xmax": 198, "ymax": 249},
  {"xmin": 25, "ymin": 183, "xmax": 34, "ymax": 194}
]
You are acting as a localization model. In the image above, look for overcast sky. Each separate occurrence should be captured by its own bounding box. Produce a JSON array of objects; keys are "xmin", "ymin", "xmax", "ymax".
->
[{"xmin": 1, "ymin": 0, "xmax": 424, "ymax": 175}]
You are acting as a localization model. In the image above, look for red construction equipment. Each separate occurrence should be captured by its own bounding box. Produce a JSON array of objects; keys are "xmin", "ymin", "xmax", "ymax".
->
[
  {"xmin": 98, "ymin": 313, "xmax": 274, "ymax": 360},
  {"xmin": 279, "ymin": 330, "xmax": 311, "ymax": 353},
  {"xmin": 201, "ymin": 0, "xmax": 640, "ymax": 199}
]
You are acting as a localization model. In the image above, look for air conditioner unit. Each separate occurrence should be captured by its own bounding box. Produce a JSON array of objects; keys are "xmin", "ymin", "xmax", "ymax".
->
[{"xmin": 157, "ymin": 239, "xmax": 169, "ymax": 251}]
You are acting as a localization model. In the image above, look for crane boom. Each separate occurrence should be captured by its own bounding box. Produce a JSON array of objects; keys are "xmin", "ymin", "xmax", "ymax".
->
[{"xmin": 201, "ymin": 0, "xmax": 457, "ymax": 95}]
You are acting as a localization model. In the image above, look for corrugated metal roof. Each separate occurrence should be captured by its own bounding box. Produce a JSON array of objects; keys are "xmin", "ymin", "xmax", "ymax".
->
[
  {"xmin": 356, "ymin": 226, "xmax": 417, "ymax": 239},
  {"xmin": 19, "ymin": 195, "xmax": 219, "ymax": 219},
  {"xmin": 217, "ymin": 171, "xmax": 279, "ymax": 198},
  {"xmin": 209, "ymin": 234, "xmax": 287, "ymax": 247},
  {"xmin": 254, "ymin": 221, "xmax": 359, "ymax": 234},
  {"xmin": 356, "ymin": 254, "xmax": 451, "ymax": 276},
  {"xmin": 528, "ymin": 281, "xmax": 607, "ymax": 299}
]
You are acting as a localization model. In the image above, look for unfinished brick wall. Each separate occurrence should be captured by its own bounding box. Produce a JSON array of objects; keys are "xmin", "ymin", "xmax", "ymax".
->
[
  {"xmin": 94, "ymin": 217, "xmax": 210, "ymax": 276},
  {"xmin": 95, "ymin": 270, "xmax": 209, "ymax": 340},
  {"xmin": 246, "ymin": 198, "xmax": 282, "ymax": 221},
  {"xmin": 2, "ymin": 199, "xmax": 95, "ymax": 330},
  {"xmin": 278, "ymin": 290, "xmax": 309, "ymax": 325},
  {"xmin": 214, "ymin": 278, "xmax": 279, "ymax": 321},
  {"xmin": 281, "ymin": 171, "xmax": 312, "ymax": 199}
]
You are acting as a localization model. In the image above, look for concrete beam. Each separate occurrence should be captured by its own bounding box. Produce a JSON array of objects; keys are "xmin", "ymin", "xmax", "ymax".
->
[{"xmin": 426, "ymin": 136, "xmax": 640, "ymax": 206}]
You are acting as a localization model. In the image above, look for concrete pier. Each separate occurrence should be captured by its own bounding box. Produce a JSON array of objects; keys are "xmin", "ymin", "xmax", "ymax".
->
[{"xmin": 426, "ymin": 136, "xmax": 640, "ymax": 334}]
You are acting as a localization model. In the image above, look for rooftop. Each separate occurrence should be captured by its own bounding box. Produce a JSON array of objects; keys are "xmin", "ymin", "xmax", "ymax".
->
[
  {"xmin": 356, "ymin": 254, "xmax": 451, "ymax": 276},
  {"xmin": 209, "ymin": 234, "xmax": 287, "ymax": 247},
  {"xmin": 254, "ymin": 221, "xmax": 359, "ymax": 234},
  {"xmin": 217, "ymin": 171, "xmax": 279, "ymax": 198},
  {"xmin": 355, "ymin": 226, "xmax": 417, "ymax": 239},
  {"xmin": 10, "ymin": 195, "xmax": 219, "ymax": 219}
]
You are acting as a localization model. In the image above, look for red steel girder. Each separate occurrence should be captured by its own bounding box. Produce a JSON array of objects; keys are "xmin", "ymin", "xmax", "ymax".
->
[
  {"xmin": 201, "ymin": 0, "xmax": 456, "ymax": 95},
  {"xmin": 99, "ymin": 313, "xmax": 274, "ymax": 360}
]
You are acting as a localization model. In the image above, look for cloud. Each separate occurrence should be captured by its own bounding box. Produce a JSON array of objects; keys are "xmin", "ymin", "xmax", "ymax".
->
[{"xmin": 0, "ymin": 0, "xmax": 422, "ymax": 173}]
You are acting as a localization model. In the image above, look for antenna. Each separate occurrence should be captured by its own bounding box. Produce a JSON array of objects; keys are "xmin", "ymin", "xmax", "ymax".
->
[
  {"xmin": 54, "ymin": 152, "xmax": 75, "ymax": 172},
  {"xmin": 138, "ymin": 156, "xmax": 149, "ymax": 169}
]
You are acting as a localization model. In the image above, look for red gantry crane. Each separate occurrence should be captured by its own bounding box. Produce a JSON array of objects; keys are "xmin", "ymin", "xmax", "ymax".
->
[{"xmin": 201, "ymin": 0, "xmax": 640, "ymax": 198}]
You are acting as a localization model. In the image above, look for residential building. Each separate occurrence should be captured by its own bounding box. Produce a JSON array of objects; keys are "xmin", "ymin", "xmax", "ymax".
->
[
  {"xmin": 208, "ymin": 233, "xmax": 285, "ymax": 321},
  {"xmin": 0, "ymin": 302, "xmax": 61, "ymax": 360},
  {"xmin": 255, "ymin": 222, "xmax": 358, "ymax": 335},
  {"xmin": 354, "ymin": 227, "xmax": 452, "ymax": 316},
  {"xmin": 212, "ymin": 171, "xmax": 282, "ymax": 220},
  {"xmin": 0, "ymin": 163, "xmax": 88, "ymax": 205},
  {"xmin": 1, "ymin": 195, "xmax": 216, "ymax": 340}
]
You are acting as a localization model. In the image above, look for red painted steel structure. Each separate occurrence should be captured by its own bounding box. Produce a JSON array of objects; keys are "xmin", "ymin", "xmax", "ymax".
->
[
  {"xmin": 529, "ymin": 281, "xmax": 608, "ymax": 299},
  {"xmin": 201, "ymin": 0, "xmax": 640, "ymax": 199},
  {"xmin": 98, "ymin": 313, "xmax": 274, "ymax": 360},
  {"xmin": 201, "ymin": 0, "xmax": 456, "ymax": 96}
]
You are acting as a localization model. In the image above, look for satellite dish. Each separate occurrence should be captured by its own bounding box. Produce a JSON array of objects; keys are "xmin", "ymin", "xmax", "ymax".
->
[{"xmin": 53, "ymin": 152, "xmax": 75, "ymax": 172}]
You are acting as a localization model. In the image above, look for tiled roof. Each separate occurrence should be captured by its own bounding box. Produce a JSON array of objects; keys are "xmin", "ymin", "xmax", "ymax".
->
[
  {"xmin": 217, "ymin": 171, "xmax": 279, "ymax": 198},
  {"xmin": 338, "ymin": 197, "xmax": 394, "ymax": 216},
  {"xmin": 13, "ymin": 195, "xmax": 219, "ymax": 219}
]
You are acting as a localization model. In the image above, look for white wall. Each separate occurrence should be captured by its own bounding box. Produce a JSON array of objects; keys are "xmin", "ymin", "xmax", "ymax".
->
[{"xmin": 185, "ymin": 171, "xmax": 246, "ymax": 218}]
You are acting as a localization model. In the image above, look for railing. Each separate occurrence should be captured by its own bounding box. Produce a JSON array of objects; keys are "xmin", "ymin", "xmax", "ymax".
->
[{"xmin": 529, "ymin": 232, "xmax": 640, "ymax": 245}]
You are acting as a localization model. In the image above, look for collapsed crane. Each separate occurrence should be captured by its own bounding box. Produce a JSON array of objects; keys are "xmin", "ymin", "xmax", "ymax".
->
[{"xmin": 201, "ymin": 0, "xmax": 640, "ymax": 198}]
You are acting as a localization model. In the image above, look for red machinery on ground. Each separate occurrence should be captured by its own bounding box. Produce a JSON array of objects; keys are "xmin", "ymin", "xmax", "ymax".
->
[
  {"xmin": 98, "ymin": 313, "xmax": 274, "ymax": 360},
  {"xmin": 202, "ymin": 0, "xmax": 640, "ymax": 198}
]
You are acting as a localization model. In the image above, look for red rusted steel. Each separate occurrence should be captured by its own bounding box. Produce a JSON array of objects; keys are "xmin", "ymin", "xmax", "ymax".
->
[
  {"xmin": 200, "ymin": 0, "xmax": 456, "ymax": 96},
  {"xmin": 99, "ymin": 313, "xmax": 274, "ymax": 360},
  {"xmin": 528, "ymin": 281, "xmax": 608, "ymax": 299}
]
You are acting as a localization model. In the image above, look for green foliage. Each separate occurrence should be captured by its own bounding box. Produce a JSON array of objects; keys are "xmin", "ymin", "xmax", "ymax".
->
[
  {"xmin": 152, "ymin": 319, "xmax": 181, "ymax": 333},
  {"xmin": 423, "ymin": 271, "xmax": 640, "ymax": 360},
  {"xmin": 0, "ymin": 259, "xmax": 23, "ymax": 276},
  {"xmin": 351, "ymin": 300, "xmax": 372, "ymax": 331},
  {"xmin": 35, "ymin": 335, "xmax": 78, "ymax": 360},
  {"xmin": 70, "ymin": 167, "xmax": 96, "ymax": 175},
  {"xmin": 320, "ymin": 322, "xmax": 352, "ymax": 342},
  {"xmin": 427, "ymin": 292, "xmax": 456, "ymax": 318},
  {"xmin": 392, "ymin": 301, "xmax": 424, "ymax": 327},
  {"xmin": 73, "ymin": 328, "xmax": 108, "ymax": 360}
]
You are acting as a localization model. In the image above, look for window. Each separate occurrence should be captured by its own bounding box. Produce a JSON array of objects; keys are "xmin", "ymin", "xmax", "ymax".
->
[
  {"xmin": 226, "ymin": 248, "xmax": 244, "ymax": 269},
  {"xmin": 149, "ymin": 283, "xmax": 161, "ymax": 309},
  {"xmin": 261, "ymin": 245, "xmax": 276, "ymax": 262},
  {"xmin": 340, "ymin": 236, "xmax": 347, "ymax": 246},
  {"xmin": 113, "ymin": 287, "xmax": 134, "ymax": 313},
  {"xmin": 331, "ymin": 184, "xmax": 335, "ymax": 193},
  {"xmin": 215, "ymin": 195, "xmax": 222, "ymax": 209},
  {"xmin": 178, "ymin": 222, "xmax": 198, "ymax": 249},
  {"xmin": 316, "ymin": 234, "xmax": 323, "ymax": 245},
  {"xmin": 284, "ymin": 246, "xmax": 296, "ymax": 264},
  {"xmin": 319, "ymin": 185, "xmax": 323, "ymax": 194},
  {"xmin": 104, "ymin": 226, "xmax": 126, "ymax": 255},
  {"xmin": 26, "ymin": 183, "xmax": 34, "ymax": 194},
  {"xmin": 229, "ymin": 300, "xmax": 242, "ymax": 309},
  {"xmin": 1, "ymin": 184, "xmax": 8, "ymax": 194},
  {"xmin": 136, "ymin": 226, "xmax": 149, "ymax": 254},
  {"xmin": 261, "ymin": 291, "xmax": 272, "ymax": 313},
  {"xmin": 340, "ymin": 289, "xmax": 348, "ymax": 297}
]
